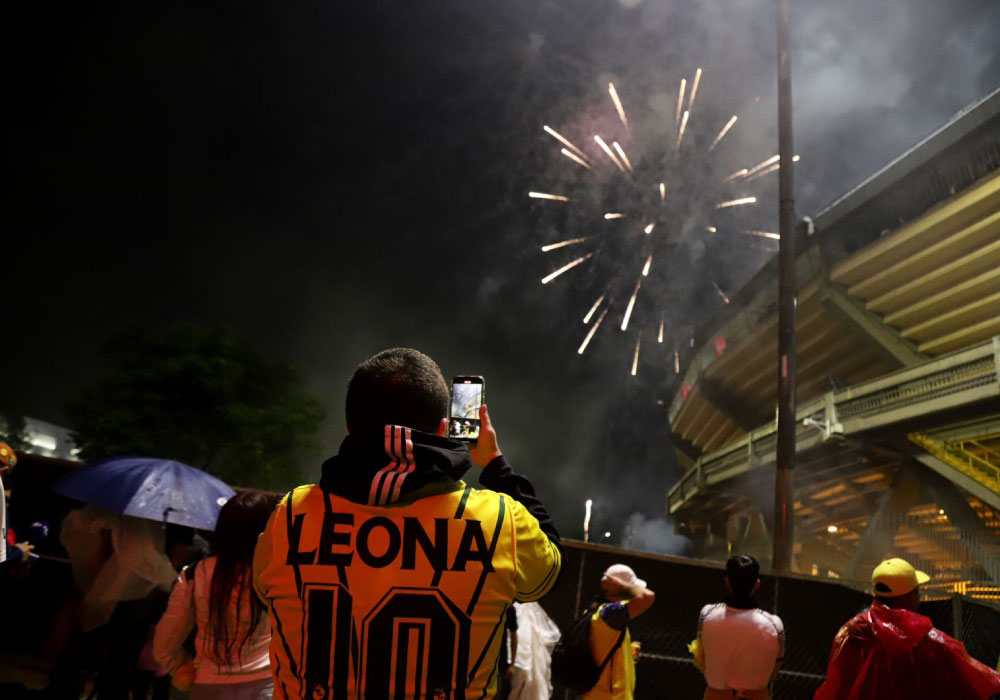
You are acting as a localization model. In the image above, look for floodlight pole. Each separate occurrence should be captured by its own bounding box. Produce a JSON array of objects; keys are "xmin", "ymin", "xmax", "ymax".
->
[{"xmin": 773, "ymin": 0, "xmax": 798, "ymax": 573}]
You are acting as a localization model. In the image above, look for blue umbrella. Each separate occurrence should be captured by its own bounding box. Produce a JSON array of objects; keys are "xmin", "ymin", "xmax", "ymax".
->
[{"xmin": 54, "ymin": 456, "xmax": 235, "ymax": 530}]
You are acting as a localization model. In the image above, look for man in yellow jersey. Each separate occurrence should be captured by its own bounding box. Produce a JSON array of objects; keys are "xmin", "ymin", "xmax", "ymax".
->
[
  {"xmin": 254, "ymin": 348, "xmax": 562, "ymax": 700},
  {"xmin": 583, "ymin": 564, "xmax": 655, "ymax": 700}
]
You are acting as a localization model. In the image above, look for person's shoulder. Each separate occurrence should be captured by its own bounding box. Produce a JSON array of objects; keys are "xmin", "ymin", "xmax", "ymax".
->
[
  {"xmin": 700, "ymin": 602, "xmax": 725, "ymax": 620},
  {"xmin": 281, "ymin": 484, "xmax": 323, "ymax": 509},
  {"xmin": 756, "ymin": 609, "xmax": 784, "ymax": 633}
]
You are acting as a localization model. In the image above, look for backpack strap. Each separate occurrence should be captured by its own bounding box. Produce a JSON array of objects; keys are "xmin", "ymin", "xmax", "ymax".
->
[{"xmin": 595, "ymin": 626, "xmax": 628, "ymax": 674}]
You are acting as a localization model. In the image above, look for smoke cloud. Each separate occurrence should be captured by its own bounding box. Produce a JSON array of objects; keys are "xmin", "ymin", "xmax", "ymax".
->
[{"xmin": 623, "ymin": 512, "xmax": 694, "ymax": 557}]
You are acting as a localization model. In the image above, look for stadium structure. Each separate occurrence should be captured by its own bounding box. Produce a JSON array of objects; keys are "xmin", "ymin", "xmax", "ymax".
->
[{"xmin": 665, "ymin": 87, "xmax": 1000, "ymax": 598}]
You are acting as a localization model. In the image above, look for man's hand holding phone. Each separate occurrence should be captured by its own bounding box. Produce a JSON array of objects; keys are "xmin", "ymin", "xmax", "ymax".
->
[{"xmin": 469, "ymin": 404, "xmax": 501, "ymax": 468}]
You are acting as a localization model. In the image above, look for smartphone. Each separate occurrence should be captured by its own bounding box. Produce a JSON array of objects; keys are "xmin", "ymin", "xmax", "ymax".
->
[{"xmin": 449, "ymin": 376, "xmax": 485, "ymax": 442}]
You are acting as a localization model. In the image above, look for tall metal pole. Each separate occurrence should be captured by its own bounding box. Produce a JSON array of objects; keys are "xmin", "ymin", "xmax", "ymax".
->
[{"xmin": 773, "ymin": 0, "xmax": 797, "ymax": 573}]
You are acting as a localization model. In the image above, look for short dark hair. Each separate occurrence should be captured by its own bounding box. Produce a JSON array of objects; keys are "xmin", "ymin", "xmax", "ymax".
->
[
  {"xmin": 726, "ymin": 554, "xmax": 760, "ymax": 597},
  {"xmin": 345, "ymin": 348, "xmax": 449, "ymax": 435}
]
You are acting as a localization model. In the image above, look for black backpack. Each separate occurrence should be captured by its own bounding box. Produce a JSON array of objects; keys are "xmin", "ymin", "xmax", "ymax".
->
[{"xmin": 550, "ymin": 605, "xmax": 627, "ymax": 694}]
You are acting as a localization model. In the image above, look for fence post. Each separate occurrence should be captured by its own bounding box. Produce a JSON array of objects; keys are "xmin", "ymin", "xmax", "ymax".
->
[
  {"xmin": 566, "ymin": 547, "xmax": 587, "ymax": 700},
  {"xmin": 952, "ymin": 594, "xmax": 964, "ymax": 642}
]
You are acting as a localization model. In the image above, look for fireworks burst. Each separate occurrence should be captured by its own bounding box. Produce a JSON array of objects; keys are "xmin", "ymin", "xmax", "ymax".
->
[{"xmin": 530, "ymin": 69, "xmax": 792, "ymax": 376}]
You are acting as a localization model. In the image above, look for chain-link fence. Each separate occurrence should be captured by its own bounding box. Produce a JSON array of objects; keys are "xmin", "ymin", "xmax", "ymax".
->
[{"xmin": 543, "ymin": 541, "xmax": 1000, "ymax": 700}]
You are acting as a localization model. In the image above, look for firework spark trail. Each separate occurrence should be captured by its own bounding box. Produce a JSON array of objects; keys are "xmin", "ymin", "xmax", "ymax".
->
[
  {"xmin": 642, "ymin": 255, "xmax": 652, "ymax": 276},
  {"xmin": 658, "ymin": 319, "xmax": 664, "ymax": 343},
  {"xmin": 529, "ymin": 191, "xmax": 570, "ymax": 201},
  {"xmin": 604, "ymin": 212, "xmax": 625, "ymax": 219},
  {"xmin": 716, "ymin": 196, "xmax": 757, "ymax": 209},
  {"xmin": 543, "ymin": 125, "xmax": 586, "ymax": 158},
  {"xmin": 541, "ymin": 253, "xmax": 593, "ymax": 284},
  {"xmin": 744, "ymin": 154, "xmax": 801, "ymax": 182},
  {"xmin": 659, "ymin": 182, "xmax": 666, "ymax": 200},
  {"xmin": 743, "ymin": 230, "xmax": 780, "ymax": 239},
  {"xmin": 578, "ymin": 307, "xmax": 608, "ymax": 354},
  {"xmin": 706, "ymin": 226, "xmax": 718, "ymax": 233},
  {"xmin": 644, "ymin": 223, "xmax": 655, "ymax": 234},
  {"xmin": 620, "ymin": 279, "xmax": 642, "ymax": 331},
  {"xmin": 676, "ymin": 78, "xmax": 687, "ymax": 124},
  {"xmin": 541, "ymin": 237, "xmax": 587, "ymax": 252},
  {"xmin": 676, "ymin": 110, "xmax": 690, "ymax": 149},
  {"xmin": 631, "ymin": 334, "xmax": 641, "ymax": 376},
  {"xmin": 608, "ymin": 82, "xmax": 630, "ymax": 133},
  {"xmin": 561, "ymin": 148, "xmax": 592, "ymax": 169},
  {"xmin": 724, "ymin": 168, "xmax": 748, "ymax": 182},
  {"xmin": 741, "ymin": 154, "xmax": 780, "ymax": 179},
  {"xmin": 594, "ymin": 135, "xmax": 626, "ymax": 172},
  {"xmin": 746, "ymin": 162, "xmax": 781, "ymax": 181},
  {"xmin": 688, "ymin": 68, "xmax": 703, "ymax": 112},
  {"xmin": 713, "ymin": 281, "xmax": 731, "ymax": 304},
  {"xmin": 709, "ymin": 115, "xmax": 738, "ymax": 152},
  {"xmin": 583, "ymin": 294, "xmax": 605, "ymax": 323},
  {"xmin": 612, "ymin": 142, "xmax": 634, "ymax": 171}
]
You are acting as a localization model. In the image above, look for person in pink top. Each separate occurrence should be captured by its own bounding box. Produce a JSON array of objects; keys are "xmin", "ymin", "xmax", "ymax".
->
[{"xmin": 155, "ymin": 491, "xmax": 278, "ymax": 699}]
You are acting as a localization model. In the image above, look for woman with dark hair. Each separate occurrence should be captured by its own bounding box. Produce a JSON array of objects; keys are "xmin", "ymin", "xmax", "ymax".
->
[{"xmin": 154, "ymin": 491, "xmax": 277, "ymax": 699}]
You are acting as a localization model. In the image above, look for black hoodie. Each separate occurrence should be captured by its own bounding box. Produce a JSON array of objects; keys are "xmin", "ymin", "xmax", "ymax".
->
[{"xmin": 318, "ymin": 426, "xmax": 561, "ymax": 549}]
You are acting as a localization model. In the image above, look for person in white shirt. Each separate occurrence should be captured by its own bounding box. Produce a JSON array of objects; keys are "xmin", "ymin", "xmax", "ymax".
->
[
  {"xmin": 695, "ymin": 555, "xmax": 784, "ymax": 700},
  {"xmin": 155, "ymin": 491, "xmax": 277, "ymax": 699}
]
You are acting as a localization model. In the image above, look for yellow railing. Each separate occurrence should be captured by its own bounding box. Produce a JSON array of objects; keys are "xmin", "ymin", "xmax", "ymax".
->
[{"xmin": 909, "ymin": 432, "xmax": 1000, "ymax": 496}]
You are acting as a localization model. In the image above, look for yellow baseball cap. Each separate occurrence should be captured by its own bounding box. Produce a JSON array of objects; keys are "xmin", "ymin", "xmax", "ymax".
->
[{"xmin": 872, "ymin": 558, "xmax": 930, "ymax": 597}]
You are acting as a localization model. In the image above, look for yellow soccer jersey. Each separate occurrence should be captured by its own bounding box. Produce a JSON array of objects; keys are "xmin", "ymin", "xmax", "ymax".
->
[
  {"xmin": 253, "ymin": 481, "xmax": 561, "ymax": 700},
  {"xmin": 583, "ymin": 603, "xmax": 635, "ymax": 700}
]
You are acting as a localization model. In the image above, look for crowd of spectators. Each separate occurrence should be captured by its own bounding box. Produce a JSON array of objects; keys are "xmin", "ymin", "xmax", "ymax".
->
[{"xmin": 3, "ymin": 347, "xmax": 1000, "ymax": 700}]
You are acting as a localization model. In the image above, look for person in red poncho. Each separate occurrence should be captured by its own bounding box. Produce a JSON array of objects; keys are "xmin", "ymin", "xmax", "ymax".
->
[{"xmin": 814, "ymin": 557, "xmax": 1000, "ymax": 700}]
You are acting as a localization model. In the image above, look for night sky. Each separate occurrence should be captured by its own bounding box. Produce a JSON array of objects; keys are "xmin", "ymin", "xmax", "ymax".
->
[{"xmin": 6, "ymin": 0, "xmax": 999, "ymax": 547}]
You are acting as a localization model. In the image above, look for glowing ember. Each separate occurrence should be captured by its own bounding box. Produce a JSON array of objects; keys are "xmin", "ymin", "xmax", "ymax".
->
[
  {"xmin": 705, "ymin": 226, "xmax": 717, "ymax": 233},
  {"xmin": 612, "ymin": 142, "xmax": 634, "ymax": 171},
  {"xmin": 716, "ymin": 196, "xmax": 757, "ymax": 209},
  {"xmin": 604, "ymin": 212, "xmax": 625, "ymax": 220},
  {"xmin": 659, "ymin": 182, "xmax": 666, "ymax": 200},
  {"xmin": 674, "ymin": 347, "xmax": 680, "ymax": 374},
  {"xmin": 594, "ymin": 135, "xmax": 626, "ymax": 172},
  {"xmin": 744, "ymin": 230, "xmax": 780, "ymax": 239},
  {"xmin": 658, "ymin": 319, "xmax": 664, "ymax": 343},
  {"xmin": 608, "ymin": 82, "xmax": 630, "ymax": 133},
  {"xmin": 676, "ymin": 78, "xmax": 687, "ymax": 124},
  {"xmin": 620, "ymin": 279, "xmax": 642, "ymax": 331},
  {"xmin": 561, "ymin": 148, "xmax": 592, "ymax": 169},
  {"xmin": 688, "ymin": 68, "xmax": 703, "ymax": 112},
  {"xmin": 724, "ymin": 168, "xmax": 748, "ymax": 182},
  {"xmin": 713, "ymin": 281, "xmax": 731, "ymax": 304},
  {"xmin": 541, "ymin": 237, "xmax": 587, "ymax": 252},
  {"xmin": 541, "ymin": 253, "xmax": 593, "ymax": 284},
  {"xmin": 676, "ymin": 110, "xmax": 690, "ymax": 148},
  {"xmin": 529, "ymin": 191, "xmax": 570, "ymax": 201},
  {"xmin": 642, "ymin": 255, "xmax": 652, "ymax": 276},
  {"xmin": 644, "ymin": 223, "xmax": 655, "ymax": 234},
  {"xmin": 577, "ymin": 307, "xmax": 608, "ymax": 354},
  {"xmin": 583, "ymin": 294, "xmax": 605, "ymax": 323},
  {"xmin": 631, "ymin": 334, "xmax": 641, "ymax": 376},
  {"xmin": 543, "ymin": 125, "xmax": 586, "ymax": 158},
  {"xmin": 709, "ymin": 115, "xmax": 738, "ymax": 152}
]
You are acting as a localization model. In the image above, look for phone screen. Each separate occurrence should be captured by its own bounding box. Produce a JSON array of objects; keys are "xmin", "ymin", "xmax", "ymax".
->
[{"xmin": 449, "ymin": 376, "xmax": 484, "ymax": 441}]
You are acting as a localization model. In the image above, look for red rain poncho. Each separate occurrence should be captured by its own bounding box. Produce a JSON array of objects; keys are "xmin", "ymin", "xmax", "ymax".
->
[{"xmin": 814, "ymin": 600, "xmax": 1000, "ymax": 700}]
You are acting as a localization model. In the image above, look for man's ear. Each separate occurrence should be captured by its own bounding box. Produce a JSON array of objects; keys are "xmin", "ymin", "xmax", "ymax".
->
[
  {"xmin": 754, "ymin": 579, "xmax": 761, "ymax": 593},
  {"xmin": 435, "ymin": 418, "xmax": 449, "ymax": 437}
]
